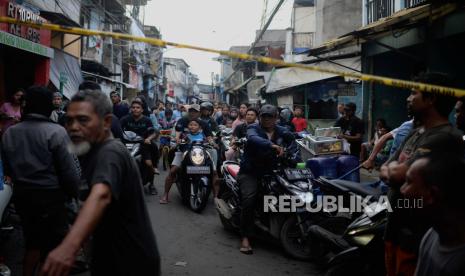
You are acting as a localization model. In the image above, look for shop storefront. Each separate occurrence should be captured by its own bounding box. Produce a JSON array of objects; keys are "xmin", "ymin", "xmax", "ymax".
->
[{"xmin": 0, "ymin": 0, "xmax": 53, "ymax": 102}]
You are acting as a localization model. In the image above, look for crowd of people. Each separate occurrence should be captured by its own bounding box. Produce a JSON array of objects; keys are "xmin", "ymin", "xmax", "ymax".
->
[
  {"xmin": 0, "ymin": 82, "xmax": 160, "ymax": 276},
  {"xmin": 0, "ymin": 71, "xmax": 464, "ymax": 276}
]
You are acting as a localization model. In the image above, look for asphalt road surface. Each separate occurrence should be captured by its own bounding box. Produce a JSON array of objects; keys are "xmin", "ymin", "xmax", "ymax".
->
[
  {"xmin": 149, "ymin": 169, "xmax": 322, "ymax": 276},
  {"xmin": 2, "ymin": 168, "xmax": 323, "ymax": 276}
]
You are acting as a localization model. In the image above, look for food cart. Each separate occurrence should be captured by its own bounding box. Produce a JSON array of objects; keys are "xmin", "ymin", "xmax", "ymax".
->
[{"xmin": 296, "ymin": 127, "xmax": 345, "ymax": 160}]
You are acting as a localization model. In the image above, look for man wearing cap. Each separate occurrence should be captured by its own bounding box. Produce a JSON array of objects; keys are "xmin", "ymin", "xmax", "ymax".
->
[
  {"xmin": 236, "ymin": 104, "xmax": 299, "ymax": 254},
  {"xmin": 160, "ymin": 104, "xmax": 219, "ymax": 204}
]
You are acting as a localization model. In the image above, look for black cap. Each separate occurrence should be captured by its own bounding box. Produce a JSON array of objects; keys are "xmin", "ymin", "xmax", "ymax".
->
[{"xmin": 259, "ymin": 104, "xmax": 278, "ymax": 116}]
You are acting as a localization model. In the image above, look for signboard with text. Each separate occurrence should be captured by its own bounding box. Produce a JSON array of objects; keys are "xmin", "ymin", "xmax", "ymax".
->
[
  {"xmin": 0, "ymin": 30, "xmax": 54, "ymax": 58},
  {"xmin": 0, "ymin": 0, "xmax": 51, "ymax": 47}
]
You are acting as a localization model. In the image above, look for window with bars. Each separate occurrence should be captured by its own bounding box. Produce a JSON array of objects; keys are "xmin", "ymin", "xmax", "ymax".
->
[
  {"xmin": 366, "ymin": 0, "xmax": 428, "ymax": 24},
  {"xmin": 405, "ymin": 0, "xmax": 427, "ymax": 8},
  {"xmin": 366, "ymin": 0, "xmax": 396, "ymax": 24}
]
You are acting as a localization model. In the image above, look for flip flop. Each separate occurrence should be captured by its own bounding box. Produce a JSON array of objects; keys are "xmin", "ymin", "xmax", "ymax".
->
[
  {"xmin": 240, "ymin": 247, "xmax": 253, "ymax": 255},
  {"xmin": 159, "ymin": 198, "xmax": 169, "ymax": 204}
]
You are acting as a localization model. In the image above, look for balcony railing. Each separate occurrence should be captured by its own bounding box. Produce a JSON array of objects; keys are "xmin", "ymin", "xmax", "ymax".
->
[
  {"xmin": 405, "ymin": 0, "xmax": 426, "ymax": 8},
  {"xmin": 366, "ymin": 0, "xmax": 396, "ymax": 24},
  {"xmin": 366, "ymin": 0, "xmax": 427, "ymax": 24}
]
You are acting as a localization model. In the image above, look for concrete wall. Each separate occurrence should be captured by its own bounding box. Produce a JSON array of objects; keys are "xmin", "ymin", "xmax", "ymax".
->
[
  {"xmin": 294, "ymin": 6, "xmax": 316, "ymax": 33},
  {"xmin": 63, "ymin": 34, "xmax": 81, "ymax": 58},
  {"xmin": 50, "ymin": 34, "xmax": 81, "ymax": 59},
  {"xmin": 315, "ymin": 0, "xmax": 363, "ymax": 46}
]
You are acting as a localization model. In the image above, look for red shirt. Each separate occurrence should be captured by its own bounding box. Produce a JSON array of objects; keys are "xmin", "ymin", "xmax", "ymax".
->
[{"xmin": 292, "ymin": 117, "xmax": 307, "ymax": 132}]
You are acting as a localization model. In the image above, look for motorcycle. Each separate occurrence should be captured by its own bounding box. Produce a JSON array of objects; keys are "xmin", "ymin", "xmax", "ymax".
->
[
  {"xmin": 303, "ymin": 176, "xmax": 388, "ymax": 266},
  {"xmin": 159, "ymin": 129, "xmax": 175, "ymax": 171},
  {"xmin": 219, "ymin": 126, "xmax": 233, "ymax": 153},
  {"xmin": 122, "ymin": 130, "xmax": 143, "ymax": 163},
  {"xmin": 216, "ymin": 125, "xmax": 233, "ymax": 166},
  {"xmin": 216, "ymin": 147, "xmax": 316, "ymax": 260},
  {"xmin": 175, "ymin": 140, "xmax": 215, "ymax": 213},
  {"xmin": 310, "ymin": 200, "xmax": 388, "ymax": 276}
]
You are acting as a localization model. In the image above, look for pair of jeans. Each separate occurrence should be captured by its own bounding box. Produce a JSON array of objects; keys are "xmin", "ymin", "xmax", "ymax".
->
[
  {"xmin": 141, "ymin": 141, "xmax": 159, "ymax": 185},
  {"xmin": 14, "ymin": 189, "xmax": 68, "ymax": 257},
  {"xmin": 237, "ymin": 173, "xmax": 259, "ymax": 238}
]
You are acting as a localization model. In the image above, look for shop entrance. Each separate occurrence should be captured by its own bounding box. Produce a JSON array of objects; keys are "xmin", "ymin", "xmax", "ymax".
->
[{"xmin": 0, "ymin": 44, "xmax": 40, "ymax": 102}]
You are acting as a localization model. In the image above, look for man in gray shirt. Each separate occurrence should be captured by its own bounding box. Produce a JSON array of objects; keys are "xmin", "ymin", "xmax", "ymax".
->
[
  {"xmin": 2, "ymin": 86, "xmax": 80, "ymax": 276},
  {"xmin": 400, "ymin": 154, "xmax": 465, "ymax": 276}
]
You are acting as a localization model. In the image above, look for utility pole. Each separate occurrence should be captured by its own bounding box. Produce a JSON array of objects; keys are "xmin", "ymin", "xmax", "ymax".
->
[
  {"xmin": 211, "ymin": 72, "xmax": 215, "ymax": 101},
  {"xmin": 223, "ymin": 0, "xmax": 287, "ymax": 84}
]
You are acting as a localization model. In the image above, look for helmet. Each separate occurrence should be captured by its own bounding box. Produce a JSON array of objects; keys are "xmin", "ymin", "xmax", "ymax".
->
[
  {"xmin": 259, "ymin": 104, "xmax": 278, "ymax": 117},
  {"xmin": 280, "ymin": 108, "xmax": 292, "ymax": 122},
  {"xmin": 200, "ymin": 101, "xmax": 214, "ymax": 112}
]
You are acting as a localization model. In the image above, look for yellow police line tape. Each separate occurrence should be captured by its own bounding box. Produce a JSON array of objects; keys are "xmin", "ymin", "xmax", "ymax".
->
[{"xmin": 1, "ymin": 16, "xmax": 464, "ymax": 98}]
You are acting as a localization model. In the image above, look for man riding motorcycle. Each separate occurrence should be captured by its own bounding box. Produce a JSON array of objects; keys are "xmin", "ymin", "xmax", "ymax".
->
[
  {"xmin": 225, "ymin": 107, "xmax": 258, "ymax": 161},
  {"xmin": 236, "ymin": 104, "xmax": 299, "ymax": 254},
  {"xmin": 278, "ymin": 108, "xmax": 296, "ymax": 132},
  {"xmin": 200, "ymin": 102, "xmax": 219, "ymax": 133},
  {"xmin": 160, "ymin": 104, "xmax": 220, "ymax": 204},
  {"xmin": 120, "ymin": 100, "xmax": 159, "ymax": 195},
  {"xmin": 159, "ymin": 108, "xmax": 176, "ymax": 130}
]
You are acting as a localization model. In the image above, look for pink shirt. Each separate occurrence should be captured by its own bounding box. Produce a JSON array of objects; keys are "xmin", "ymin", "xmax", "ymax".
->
[
  {"xmin": 232, "ymin": 118, "xmax": 244, "ymax": 131},
  {"xmin": 0, "ymin": 102, "xmax": 22, "ymax": 131}
]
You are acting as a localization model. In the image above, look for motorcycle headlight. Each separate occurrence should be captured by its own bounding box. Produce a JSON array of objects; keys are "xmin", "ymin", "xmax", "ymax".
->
[
  {"xmin": 190, "ymin": 148, "xmax": 205, "ymax": 165},
  {"xmin": 348, "ymin": 234, "xmax": 375, "ymax": 246}
]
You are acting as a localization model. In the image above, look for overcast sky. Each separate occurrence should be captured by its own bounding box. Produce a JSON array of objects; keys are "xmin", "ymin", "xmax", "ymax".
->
[{"xmin": 144, "ymin": 0, "xmax": 293, "ymax": 84}]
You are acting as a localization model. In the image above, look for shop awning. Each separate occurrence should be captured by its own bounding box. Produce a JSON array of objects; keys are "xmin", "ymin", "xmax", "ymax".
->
[
  {"xmin": 265, "ymin": 57, "xmax": 360, "ymax": 93},
  {"xmin": 39, "ymin": 11, "xmax": 81, "ymax": 27},
  {"xmin": 50, "ymin": 49, "xmax": 83, "ymax": 99},
  {"xmin": 82, "ymin": 71, "xmax": 134, "ymax": 89}
]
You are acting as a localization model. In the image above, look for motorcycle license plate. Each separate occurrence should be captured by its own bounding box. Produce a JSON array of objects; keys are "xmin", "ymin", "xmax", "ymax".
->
[
  {"xmin": 284, "ymin": 168, "xmax": 314, "ymax": 181},
  {"xmin": 187, "ymin": 166, "xmax": 211, "ymax": 174}
]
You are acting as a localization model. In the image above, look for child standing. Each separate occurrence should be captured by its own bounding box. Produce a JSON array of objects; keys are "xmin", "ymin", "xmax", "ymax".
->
[{"xmin": 292, "ymin": 106, "xmax": 307, "ymax": 132}]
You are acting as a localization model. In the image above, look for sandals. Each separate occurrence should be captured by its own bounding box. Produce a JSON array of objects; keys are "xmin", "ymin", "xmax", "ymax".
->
[
  {"xmin": 159, "ymin": 198, "xmax": 169, "ymax": 204},
  {"xmin": 240, "ymin": 247, "xmax": 253, "ymax": 255}
]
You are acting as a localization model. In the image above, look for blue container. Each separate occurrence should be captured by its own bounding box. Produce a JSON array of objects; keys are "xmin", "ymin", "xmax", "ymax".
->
[
  {"xmin": 306, "ymin": 156, "xmax": 338, "ymax": 179},
  {"xmin": 336, "ymin": 155, "xmax": 360, "ymax": 182},
  {"xmin": 160, "ymin": 136, "xmax": 171, "ymax": 146}
]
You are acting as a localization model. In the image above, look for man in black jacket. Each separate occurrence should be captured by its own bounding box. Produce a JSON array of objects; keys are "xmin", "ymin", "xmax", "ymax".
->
[
  {"xmin": 237, "ymin": 104, "xmax": 299, "ymax": 254},
  {"xmin": 2, "ymin": 86, "xmax": 80, "ymax": 276}
]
